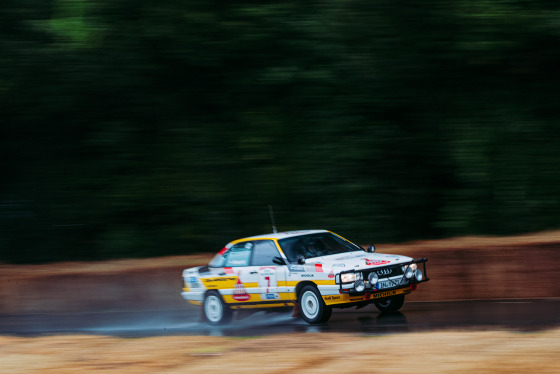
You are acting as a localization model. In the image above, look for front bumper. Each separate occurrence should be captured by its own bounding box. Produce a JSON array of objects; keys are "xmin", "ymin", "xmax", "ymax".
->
[{"xmin": 338, "ymin": 258, "xmax": 429, "ymax": 295}]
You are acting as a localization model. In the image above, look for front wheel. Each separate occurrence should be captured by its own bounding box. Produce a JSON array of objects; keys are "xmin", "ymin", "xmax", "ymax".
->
[
  {"xmin": 374, "ymin": 294, "xmax": 405, "ymax": 313},
  {"xmin": 298, "ymin": 285, "xmax": 332, "ymax": 324},
  {"xmin": 203, "ymin": 290, "xmax": 233, "ymax": 325}
]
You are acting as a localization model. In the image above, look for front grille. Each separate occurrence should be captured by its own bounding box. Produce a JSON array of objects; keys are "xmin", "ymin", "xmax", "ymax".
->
[{"xmin": 364, "ymin": 265, "xmax": 404, "ymax": 279}]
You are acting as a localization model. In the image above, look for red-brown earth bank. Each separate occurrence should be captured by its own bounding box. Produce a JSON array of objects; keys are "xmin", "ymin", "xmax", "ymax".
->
[{"xmin": 1, "ymin": 231, "xmax": 559, "ymax": 314}]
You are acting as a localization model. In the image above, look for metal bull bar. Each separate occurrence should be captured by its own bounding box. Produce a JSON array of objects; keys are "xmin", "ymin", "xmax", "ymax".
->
[{"xmin": 337, "ymin": 258, "xmax": 429, "ymax": 294}]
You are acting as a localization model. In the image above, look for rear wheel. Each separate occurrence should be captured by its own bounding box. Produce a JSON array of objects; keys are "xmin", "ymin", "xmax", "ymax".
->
[
  {"xmin": 374, "ymin": 294, "xmax": 405, "ymax": 313},
  {"xmin": 298, "ymin": 285, "xmax": 332, "ymax": 324},
  {"xmin": 203, "ymin": 291, "xmax": 233, "ymax": 325}
]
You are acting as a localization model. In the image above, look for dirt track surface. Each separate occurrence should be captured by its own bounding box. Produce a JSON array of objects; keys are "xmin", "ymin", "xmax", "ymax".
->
[{"xmin": 1, "ymin": 329, "xmax": 559, "ymax": 373}]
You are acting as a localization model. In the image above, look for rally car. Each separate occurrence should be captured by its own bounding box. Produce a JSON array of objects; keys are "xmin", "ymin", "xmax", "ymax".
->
[{"xmin": 181, "ymin": 230, "xmax": 428, "ymax": 325}]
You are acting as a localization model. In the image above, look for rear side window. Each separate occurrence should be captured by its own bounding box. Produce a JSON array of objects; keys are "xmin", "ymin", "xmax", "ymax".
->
[
  {"xmin": 251, "ymin": 240, "xmax": 281, "ymax": 266},
  {"xmin": 223, "ymin": 242, "xmax": 253, "ymax": 267}
]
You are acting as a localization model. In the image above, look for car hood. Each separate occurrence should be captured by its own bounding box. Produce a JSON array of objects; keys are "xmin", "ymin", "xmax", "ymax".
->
[{"xmin": 302, "ymin": 251, "xmax": 412, "ymax": 272}]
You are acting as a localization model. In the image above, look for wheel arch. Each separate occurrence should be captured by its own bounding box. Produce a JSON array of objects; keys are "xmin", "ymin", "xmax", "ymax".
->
[
  {"xmin": 203, "ymin": 288, "xmax": 228, "ymax": 304},
  {"xmin": 295, "ymin": 281, "xmax": 318, "ymax": 301},
  {"xmin": 204, "ymin": 288, "xmax": 217, "ymax": 296}
]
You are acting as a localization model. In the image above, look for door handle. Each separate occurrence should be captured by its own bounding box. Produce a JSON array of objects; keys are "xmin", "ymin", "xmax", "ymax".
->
[{"xmin": 249, "ymin": 271, "xmax": 258, "ymax": 274}]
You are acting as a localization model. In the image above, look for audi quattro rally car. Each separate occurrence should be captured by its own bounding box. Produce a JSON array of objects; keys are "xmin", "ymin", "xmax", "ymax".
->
[{"xmin": 181, "ymin": 230, "xmax": 428, "ymax": 325}]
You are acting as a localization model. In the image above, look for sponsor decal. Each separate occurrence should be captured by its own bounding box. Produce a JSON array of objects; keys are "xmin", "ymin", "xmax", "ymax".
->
[
  {"xmin": 328, "ymin": 270, "xmax": 335, "ymax": 278},
  {"xmin": 347, "ymin": 287, "xmax": 411, "ymax": 302},
  {"xmin": 324, "ymin": 295, "xmax": 342, "ymax": 301},
  {"xmin": 204, "ymin": 277, "xmax": 237, "ymax": 283},
  {"xmin": 201, "ymin": 276, "xmax": 239, "ymax": 289},
  {"xmin": 262, "ymin": 293, "xmax": 280, "ymax": 300},
  {"xmin": 301, "ymin": 274, "xmax": 315, "ymax": 278},
  {"xmin": 375, "ymin": 289, "xmax": 397, "ymax": 298},
  {"xmin": 332, "ymin": 263, "xmax": 346, "ymax": 268},
  {"xmin": 218, "ymin": 247, "xmax": 228, "ymax": 255},
  {"xmin": 289, "ymin": 265, "xmax": 305, "ymax": 272},
  {"xmin": 232, "ymin": 276, "xmax": 251, "ymax": 301},
  {"xmin": 188, "ymin": 276, "xmax": 200, "ymax": 288},
  {"xmin": 315, "ymin": 264, "xmax": 323, "ymax": 272},
  {"xmin": 223, "ymin": 267, "xmax": 235, "ymax": 274},
  {"xmin": 365, "ymin": 259, "xmax": 391, "ymax": 266},
  {"xmin": 260, "ymin": 267, "xmax": 275, "ymax": 275}
]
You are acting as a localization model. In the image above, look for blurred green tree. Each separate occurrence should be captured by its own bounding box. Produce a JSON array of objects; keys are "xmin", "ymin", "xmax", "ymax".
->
[{"xmin": 1, "ymin": 0, "xmax": 559, "ymax": 262}]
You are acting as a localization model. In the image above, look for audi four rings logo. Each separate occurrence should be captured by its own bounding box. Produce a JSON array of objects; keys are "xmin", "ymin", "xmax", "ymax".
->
[{"xmin": 377, "ymin": 268, "xmax": 392, "ymax": 276}]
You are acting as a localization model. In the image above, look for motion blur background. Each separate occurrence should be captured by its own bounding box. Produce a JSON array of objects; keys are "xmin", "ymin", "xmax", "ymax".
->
[{"xmin": 1, "ymin": 0, "xmax": 559, "ymax": 263}]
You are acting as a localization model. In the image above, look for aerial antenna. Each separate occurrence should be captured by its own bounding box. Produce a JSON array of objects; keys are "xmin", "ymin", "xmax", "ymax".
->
[{"xmin": 268, "ymin": 205, "xmax": 278, "ymax": 233}]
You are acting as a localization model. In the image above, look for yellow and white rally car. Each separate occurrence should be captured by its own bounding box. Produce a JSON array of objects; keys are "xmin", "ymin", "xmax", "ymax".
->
[{"xmin": 181, "ymin": 230, "xmax": 429, "ymax": 325}]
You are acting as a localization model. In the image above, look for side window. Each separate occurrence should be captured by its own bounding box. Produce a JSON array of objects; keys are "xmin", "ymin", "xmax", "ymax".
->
[
  {"xmin": 223, "ymin": 242, "xmax": 253, "ymax": 267},
  {"xmin": 251, "ymin": 240, "xmax": 281, "ymax": 266}
]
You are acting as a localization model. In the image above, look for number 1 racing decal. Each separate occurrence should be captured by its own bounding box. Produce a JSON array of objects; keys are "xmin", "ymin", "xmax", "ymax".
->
[{"xmin": 259, "ymin": 267, "xmax": 279, "ymax": 300}]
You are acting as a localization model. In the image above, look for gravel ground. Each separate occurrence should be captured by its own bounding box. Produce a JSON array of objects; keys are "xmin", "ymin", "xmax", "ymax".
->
[{"xmin": 0, "ymin": 328, "xmax": 559, "ymax": 373}]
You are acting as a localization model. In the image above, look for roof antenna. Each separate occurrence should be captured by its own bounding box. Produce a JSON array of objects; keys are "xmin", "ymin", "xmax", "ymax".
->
[{"xmin": 268, "ymin": 205, "xmax": 278, "ymax": 233}]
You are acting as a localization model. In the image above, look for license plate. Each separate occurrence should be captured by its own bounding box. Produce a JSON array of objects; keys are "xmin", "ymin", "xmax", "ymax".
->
[{"xmin": 376, "ymin": 280, "xmax": 397, "ymax": 289}]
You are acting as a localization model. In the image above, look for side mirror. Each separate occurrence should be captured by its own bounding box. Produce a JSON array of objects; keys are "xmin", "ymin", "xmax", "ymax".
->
[
  {"xmin": 272, "ymin": 256, "xmax": 286, "ymax": 265},
  {"xmin": 367, "ymin": 245, "xmax": 376, "ymax": 253},
  {"xmin": 297, "ymin": 255, "xmax": 306, "ymax": 264}
]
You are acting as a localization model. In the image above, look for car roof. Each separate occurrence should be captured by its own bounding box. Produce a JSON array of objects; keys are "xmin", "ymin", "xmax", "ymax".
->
[{"xmin": 233, "ymin": 229, "xmax": 328, "ymax": 243}]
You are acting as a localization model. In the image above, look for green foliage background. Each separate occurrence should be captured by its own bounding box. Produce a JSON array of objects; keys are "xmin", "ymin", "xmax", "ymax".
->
[{"xmin": 1, "ymin": 0, "xmax": 559, "ymax": 262}]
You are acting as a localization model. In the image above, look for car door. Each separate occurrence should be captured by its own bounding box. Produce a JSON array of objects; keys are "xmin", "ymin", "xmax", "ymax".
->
[
  {"xmin": 248, "ymin": 240, "xmax": 287, "ymax": 303},
  {"xmin": 222, "ymin": 240, "xmax": 287, "ymax": 306}
]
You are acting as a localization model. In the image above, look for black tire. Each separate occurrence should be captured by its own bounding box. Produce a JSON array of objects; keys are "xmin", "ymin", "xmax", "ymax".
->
[
  {"xmin": 298, "ymin": 285, "xmax": 332, "ymax": 324},
  {"xmin": 374, "ymin": 294, "xmax": 405, "ymax": 313},
  {"xmin": 203, "ymin": 290, "xmax": 233, "ymax": 325}
]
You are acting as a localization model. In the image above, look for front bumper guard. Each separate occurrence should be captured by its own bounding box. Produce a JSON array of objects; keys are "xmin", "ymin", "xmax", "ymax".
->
[{"xmin": 338, "ymin": 258, "xmax": 429, "ymax": 295}]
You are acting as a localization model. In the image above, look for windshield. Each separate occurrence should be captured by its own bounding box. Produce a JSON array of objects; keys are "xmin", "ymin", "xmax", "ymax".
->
[{"xmin": 278, "ymin": 232, "xmax": 363, "ymax": 262}]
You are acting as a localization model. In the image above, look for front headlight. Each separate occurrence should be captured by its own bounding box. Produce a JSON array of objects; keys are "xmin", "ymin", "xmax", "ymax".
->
[
  {"xmin": 402, "ymin": 263, "xmax": 417, "ymax": 279},
  {"xmin": 402, "ymin": 263, "xmax": 417, "ymax": 272},
  {"xmin": 340, "ymin": 272, "xmax": 362, "ymax": 283},
  {"xmin": 354, "ymin": 280, "xmax": 365, "ymax": 292},
  {"xmin": 404, "ymin": 267, "xmax": 414, "ymax": 279},
  {"xmin": 340, "ymin": 273, "xmax": 356, "ymax": 283}
]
